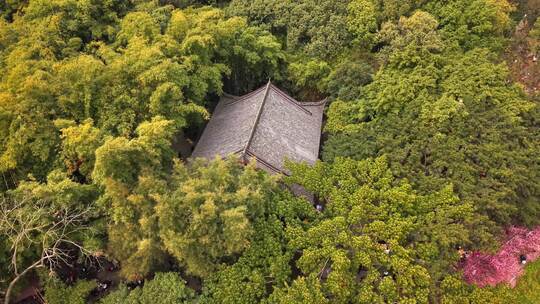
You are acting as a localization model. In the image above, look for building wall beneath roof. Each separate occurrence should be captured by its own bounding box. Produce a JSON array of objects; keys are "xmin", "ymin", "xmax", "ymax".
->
[{"xmin": 288, "ymin": 183, "xmax": 315, "ymax": 204}]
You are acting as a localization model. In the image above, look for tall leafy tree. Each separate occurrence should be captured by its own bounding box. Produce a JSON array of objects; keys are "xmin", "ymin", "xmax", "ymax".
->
[
  {"xmin": 200, "ymin": 189, "xmax": 317, "ymax": 303},
  {"xmin": 324, "ymin": 12, "xmax": 539, "ymax": 230},
  {"xmin": 423, "ymin": 0, "xmax": 515, "ymax": 51},
  {"xmin": 227, "ymin": 0, "xmax": 351, "ymax": 59},
  {"xmin": 157, "ymin": 157, "xmax": 279, "ymax": 279},
  {"xmin": 92, "ymin": 117, "xmax": 176, "ymax": 279},
  {"xmin": 99, "ymin": 272, "xmax": 196, "ymax": 304},
  {"xmin": 280, "ymin": 157, "xmax": 501, "ymax": 303}
]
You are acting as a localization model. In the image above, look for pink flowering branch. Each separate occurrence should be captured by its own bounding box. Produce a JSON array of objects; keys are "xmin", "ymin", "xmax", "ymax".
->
[{"xmin": 462, "ymin": 226, "xmax": 540, "ymax": 287}]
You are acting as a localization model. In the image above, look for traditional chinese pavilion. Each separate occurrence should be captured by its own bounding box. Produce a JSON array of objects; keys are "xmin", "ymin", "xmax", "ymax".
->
[{"xmin": 192, "ymin": 81, "xmax": 326, "ymax": 175}]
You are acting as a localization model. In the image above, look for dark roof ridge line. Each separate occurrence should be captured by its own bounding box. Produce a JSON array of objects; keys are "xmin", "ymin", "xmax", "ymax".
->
[
  {"xmin": 244, "ymin": 150, "xmax": 283, "ymax": 174},
  {"xmin": 223, "ymin": 84, "xmax": 325, "ymax": 115},
  {"xmin": 241, "ymin": 80, "xmax": 272, "ymax": 160},
  {"xmin": 225, "ymin": 150, "xmax": 282, "ymax": 174},
  {"xmin": 269, "ymin": 84, "xmax": 314, "ymax": 115},
  {"xmin": 302, "ymin": 98, "xmax": 328, "ymax": 106}
]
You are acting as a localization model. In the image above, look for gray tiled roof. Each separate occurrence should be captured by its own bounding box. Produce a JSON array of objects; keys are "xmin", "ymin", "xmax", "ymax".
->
[{"xmin": 191, "ymin": 82, "xmax": 326, "ymax": 174}]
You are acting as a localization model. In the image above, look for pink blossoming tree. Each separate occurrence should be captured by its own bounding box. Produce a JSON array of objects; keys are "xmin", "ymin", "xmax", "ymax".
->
[{"xmin": 462, "ymin": 226, "xmax": 540, "ymax": 287}]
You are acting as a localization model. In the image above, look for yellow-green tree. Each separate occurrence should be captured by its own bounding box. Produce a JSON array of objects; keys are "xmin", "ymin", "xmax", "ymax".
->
[
  {"xmin": 93, "ymin": 117, "xmax": 176, "ymax": 279},
  {"xmin": 278, "ymin": 157, "xmax": 504, "ymax": 303},
  {"xmin": 157, "ymin": 157, "xmax": 279, "ymax": 278},
  {"xmin": 0, "ymin": 3, "xmax": 283, "ymax": 186}
]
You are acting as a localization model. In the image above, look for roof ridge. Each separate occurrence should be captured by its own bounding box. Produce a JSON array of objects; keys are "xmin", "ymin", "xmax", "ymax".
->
[
  {"xmin": 302, "ymin": 98, "xmax": 328, "ymax": 107},
  {"xmin": 269, "ymin": 84, "xmax": 314, "ymax": 115},
  {"xmin": 245, "ymin": 150, "xmax": 283, "ymax": 174},
  {"xmin": 241, "ymin": 80, "xmax": 271, "ymax": 160}
]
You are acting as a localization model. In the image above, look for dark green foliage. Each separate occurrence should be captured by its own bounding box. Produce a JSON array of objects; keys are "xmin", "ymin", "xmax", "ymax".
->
[
  {"xmin": 200, "ymin": 190, "xmax": 317, "ymax": 303},
  {"xmin": 324, "ymin": 12, "xmax": 539, "ymax": 231},
  {"xmin": 99, "ymin": 272, "xmax": 196, "ymax": 304},
  {"xmin": 324, "ymin": 57, "xmax": 374, "ymax": 100},
  {"xmin": 43, "ymin": 275, "xmax": 97, "ymax": 304},
  {"xmin": 227, "ymin": 0, "xmax": 352, "ymax": 59},
  {"xmin": 282, "ymin": 157, "xmax": 493, "ymax": 302}
]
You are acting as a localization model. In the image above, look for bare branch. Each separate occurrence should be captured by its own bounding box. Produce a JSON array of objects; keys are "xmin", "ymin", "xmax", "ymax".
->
[{"xmin": 1, "ymin": 196, "xmax": 97, "ymax": 304}]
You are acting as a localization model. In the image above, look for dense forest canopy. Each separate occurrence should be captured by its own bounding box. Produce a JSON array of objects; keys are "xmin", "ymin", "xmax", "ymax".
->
[{"xmin": 0, "ymin": 0, "xmax": 538, "ymax": 303}]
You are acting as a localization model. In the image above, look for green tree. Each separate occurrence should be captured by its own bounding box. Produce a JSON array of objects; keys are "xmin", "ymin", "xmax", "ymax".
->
[
  {"xmin": 423, "ymin": 0, "xmax": 514, "ymax": 51},
  {"xmin": 384, "ymin": 0, "xmax": 430, "ymax": 19},
  {"xmin": 268, "ymin": 276, "xmax": 329, "ymax": 304},
  {"xmin": 347, "ymin": 0, "xmax": 378, "ymax": 47},
  {"xmin": 324, "ymin": 56, "xmax": 374, "ymax": 100},
  {"xmin": 0, "ymin": 4, "xmax": 283, "ymax": 186},
  {"xmin": 21, "ymin": 0, "xmax": 129, "ymax": 41},
  {"xmin": 227, "ymin": 0, "xmax": 352, "ymax": 59},
  {"xmin": 324, "ymin": 12, "xmax": 538, "ymax": 230},
  {"xmin": 100, "ymin": 272, "xmax": 196, "ymax": 304},
  {"xmin": 11, "ymin": 170, "xmax": 100, "ymax": 212},
  {"xmin": 92, "ymin": 117, "xmax": 176, "ymax": 279},
  {"xmin": 157, "ymin": 157, "xmax": 279, "ymax": 278},
  {"xmin": 42, "ymin": 275, "xmax": 97, "ymax": 304},
  {"xmin": 287, "ymin": 58, "xmax": 331, "ymax": 98},
  {"xmin": 55, "ymin": 119, "xmax": 106, "ymax": 181},
  {"xmin": 438, "ymin": 275, "xmax": 516, "ymax": 304},
  {"xmin": 281, "ymin": 157, "xmax": 489, "ymax": 303},
  {"xmin": 200, "ymin": 189, "xmax": 317, "ymax": 304}
]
